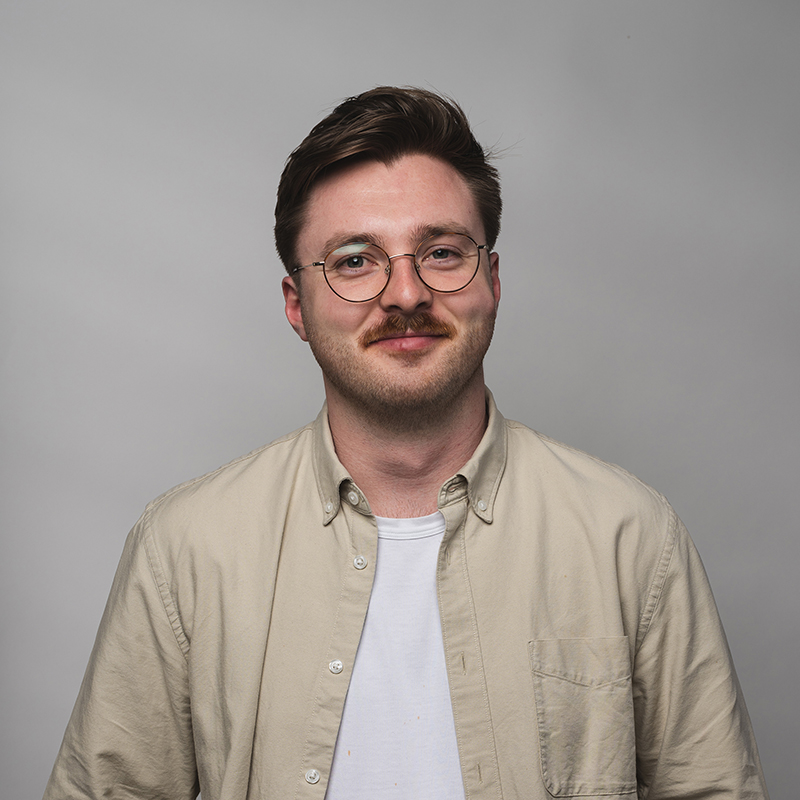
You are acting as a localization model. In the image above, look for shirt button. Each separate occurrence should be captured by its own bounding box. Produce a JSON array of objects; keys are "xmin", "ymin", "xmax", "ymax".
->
[
  {"xmin": 347, "ymin": 491, "xmax": 359, "ymax": 506},
  {"xmin": 325, "ymin": 501, "xmax": 333, "ymax": 513},
  {"xmin": 477, "ymin": 499, "xmax": 487, "ymax": 511},
  {"xmin": 305, "ymin": 769, "xmax": 320, "ymax": 784},
  {"xmin": 353, "ymin": 555, "xmax": 368, "ymax": 570},
  {"xmin": 329, "ymin": 659, "xmax": 343, "ymax": 674}
]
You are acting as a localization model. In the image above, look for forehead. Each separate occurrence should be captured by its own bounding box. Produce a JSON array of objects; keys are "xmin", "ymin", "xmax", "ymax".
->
[{"xmin": 298, "ymin": 154, "xmax": 484, "ymax": 256}]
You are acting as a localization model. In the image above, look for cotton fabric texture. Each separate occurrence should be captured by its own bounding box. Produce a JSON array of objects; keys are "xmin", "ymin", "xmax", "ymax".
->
[{"xmin": 44, "ymin": 393, "xmax": 769, "ymax": 799}]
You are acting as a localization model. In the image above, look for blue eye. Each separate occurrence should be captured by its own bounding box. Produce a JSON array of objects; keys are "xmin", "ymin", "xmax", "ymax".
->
[
  {"xmin": 326, "ymin": 243, "xmax": 385, "ymax": 278},
  {"xmin": 419, "ymin": 241, "xmax": 466, "ymax": 270}
]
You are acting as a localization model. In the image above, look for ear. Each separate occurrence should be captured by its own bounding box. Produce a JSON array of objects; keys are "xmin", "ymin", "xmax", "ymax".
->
[
  {"xmin": 489, "ymin": 250, "xmax": 501, "ymax": 309},
  {"xmin": 282, "ymin": 275, "xmax": 309, "ymax": 342}
]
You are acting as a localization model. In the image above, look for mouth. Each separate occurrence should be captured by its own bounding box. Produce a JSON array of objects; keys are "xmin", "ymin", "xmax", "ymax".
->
[
  {"xmin": 370, "ymin": 332, "xmax": 444, "ymax": 352},
  {"xmin": 374, "ymin": 331, "xmax": 441, "ymax": 341}
]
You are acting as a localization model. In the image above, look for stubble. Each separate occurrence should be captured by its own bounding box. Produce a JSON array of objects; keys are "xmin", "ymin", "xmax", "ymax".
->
[{"xmin": 304, "ymin": 309, "xmax": 496, "ymax": 434}]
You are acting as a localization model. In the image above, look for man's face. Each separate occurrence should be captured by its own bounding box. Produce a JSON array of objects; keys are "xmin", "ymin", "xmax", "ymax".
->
[{"xmin": 282, "ymin": 153, "xmax": 501, "ymax": 428}]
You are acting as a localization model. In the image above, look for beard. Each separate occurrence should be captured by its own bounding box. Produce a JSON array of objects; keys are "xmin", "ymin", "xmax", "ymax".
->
[{"xmin": 304, "ymin": 309, "xmax": 496, "ymax": 433}]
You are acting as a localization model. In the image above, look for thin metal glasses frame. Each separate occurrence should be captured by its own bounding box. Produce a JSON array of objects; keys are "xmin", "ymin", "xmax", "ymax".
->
[{"xmin": 291, "ymin": 233, "xmax": 489, "ymax": 303}]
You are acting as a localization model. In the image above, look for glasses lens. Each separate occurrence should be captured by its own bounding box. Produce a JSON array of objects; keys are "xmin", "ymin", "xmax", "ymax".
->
[
  {"xmin": 415, "ymin": 234, "xmax": 481, "ymax": 292},
  {"xmin": 323, "ymin": 243, "xmax": 389, "ymax": 302}
]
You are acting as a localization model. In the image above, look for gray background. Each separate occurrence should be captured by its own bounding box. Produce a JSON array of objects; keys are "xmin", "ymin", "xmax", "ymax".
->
[{"xmin": 2, "ymin": 2, "xmax": 797, "ymax": 797}]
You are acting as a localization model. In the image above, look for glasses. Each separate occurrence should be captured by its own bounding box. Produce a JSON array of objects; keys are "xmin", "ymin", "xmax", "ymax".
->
[{"xmin": 291, "ymin": 232, "xmax": 489, "ymax": 303}]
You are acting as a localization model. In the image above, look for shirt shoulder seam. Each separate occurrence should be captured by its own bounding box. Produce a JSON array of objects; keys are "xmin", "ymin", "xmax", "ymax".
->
[
  {"xmin": 634, "ymin": 505, "xmax": 679, "ymax": 654},
  {"xmin": 140, "ymin": 508, "xmax": 191, "ymax": 660},
  {"xmin": 144, "ymin": 425, "xmax": 314, "ymax": 514}
]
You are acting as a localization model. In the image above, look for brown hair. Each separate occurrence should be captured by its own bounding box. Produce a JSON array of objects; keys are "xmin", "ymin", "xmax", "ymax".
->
[{"xmin": 274, "ymin": 86, "xmax": 502, "ymax": 274}]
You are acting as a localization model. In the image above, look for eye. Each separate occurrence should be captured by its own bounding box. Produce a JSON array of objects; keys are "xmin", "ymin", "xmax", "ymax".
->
[
  {"xmin": 418, "ymin": 239, "xmax": 467, "ymax": 270},
  {"xmin": 327, "ymin": 243, "xmax": 384, "ymax": 276},
  {"xmin": 341, "ymin": 255, "xmax": 367, "ymax": 271}
]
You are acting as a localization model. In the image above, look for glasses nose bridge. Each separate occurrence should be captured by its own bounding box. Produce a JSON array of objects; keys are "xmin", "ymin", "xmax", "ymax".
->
[
  {"xmin": 383, "ymin": 251, "xmax": 423, "ymax": 286},
  {"xmin": 385, "ymin": 251, "xmax": 419, "ymax": 271}
]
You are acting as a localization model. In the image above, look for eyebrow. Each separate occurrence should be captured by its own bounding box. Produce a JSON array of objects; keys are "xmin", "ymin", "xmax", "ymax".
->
[
  {"xmin": 319, "ymin": 232, "xmax": 387, "ymax": 256},
  {"xmin": 318, "ymin": 222, "xmax": 478, "ymax": 258}
]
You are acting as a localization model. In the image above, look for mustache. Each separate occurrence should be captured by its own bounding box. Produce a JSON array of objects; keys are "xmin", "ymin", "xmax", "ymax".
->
[{"xmin": 359, "ymin": 313, "xmax": 456, "ymax": 347}]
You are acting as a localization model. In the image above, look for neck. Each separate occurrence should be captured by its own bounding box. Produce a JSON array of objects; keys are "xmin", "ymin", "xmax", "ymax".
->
[{"xmin": 325, "ymin": 375, "xmax": 488, "ymax": 518}]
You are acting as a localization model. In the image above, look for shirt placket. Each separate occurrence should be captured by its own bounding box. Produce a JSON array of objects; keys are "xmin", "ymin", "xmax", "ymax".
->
[
  {"xmin": 438, "ymin": 489, "xmax": 504, "ymax": 800},
  {"xmin": 294, "ymin": 484, "xmax": 377, "ymax": 799}
]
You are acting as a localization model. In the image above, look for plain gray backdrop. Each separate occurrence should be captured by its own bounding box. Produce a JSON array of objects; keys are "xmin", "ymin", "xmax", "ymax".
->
[{"xmin": 2, "ymin": 2, "xmax": 798, "ymax": 797}]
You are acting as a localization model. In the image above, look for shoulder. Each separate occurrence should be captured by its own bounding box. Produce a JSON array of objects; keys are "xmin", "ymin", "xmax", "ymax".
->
[
  {"xmin": 139, "ymin": 420, "xmax": 318, "ymax": 550},
  {"xmin": 502, "ymin": 417, "xmax": 676, "ymax": 536}
]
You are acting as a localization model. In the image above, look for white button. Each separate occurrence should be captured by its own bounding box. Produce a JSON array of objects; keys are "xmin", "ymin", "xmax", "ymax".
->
[
  {"xmin": 305, "ymin": 768, "xmax": 320, "ymax": 784},
  {"xmin": 477, "ymin": 499, "xmax": 487, "ymax": 511},
  {"xmin": 329, "ymin": 659, "xmax": 343, "ymax": 674},
  {"xmin": 347, "ymin": 491, "xmax": 359, "ymax": 505},
  {"xmin": 353, "ymin": 555, "xmax": 368, "ymax": 570},
  {"xmin": 325, "ymin": 502, "xmax": 333, "ymax": 513}
]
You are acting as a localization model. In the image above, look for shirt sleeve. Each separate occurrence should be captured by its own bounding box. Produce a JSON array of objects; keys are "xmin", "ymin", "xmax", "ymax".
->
[
  {"xmin": 632, "ymin": 509, "xmax": 770, "ymax": 799},
  {"xmin": 43, "ymin": 514, "xmax": 199, "ymax": 800}
]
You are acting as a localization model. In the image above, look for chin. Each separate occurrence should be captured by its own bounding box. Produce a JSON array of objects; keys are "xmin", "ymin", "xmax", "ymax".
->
[{"xmin": 328, "ymin": 358, "xmax": 486, "ymax": 428}]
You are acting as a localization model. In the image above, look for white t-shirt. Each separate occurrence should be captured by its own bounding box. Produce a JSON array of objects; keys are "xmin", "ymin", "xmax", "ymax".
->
[{"xmin": 325, "ymin": 512, "xmax": 465, "ymax": 799}]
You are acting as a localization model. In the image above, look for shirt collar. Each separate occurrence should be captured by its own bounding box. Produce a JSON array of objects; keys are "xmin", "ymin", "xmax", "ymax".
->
[
  {"xmin": 312, "ymin": 403, "xmax": 352, "ymax": 525},
  {"xmin": 312, "ymin": 388, "xmax": 507, "ymax": 525},
  {"xmin": 452, "ymin": 388, "xmax": 507, "ymax": 523}
]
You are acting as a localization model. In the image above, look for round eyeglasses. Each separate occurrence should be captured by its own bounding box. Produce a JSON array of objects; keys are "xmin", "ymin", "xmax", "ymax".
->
[{"xmin": 291, "ymin": 232, "xmax": 489, "ymax": 303}]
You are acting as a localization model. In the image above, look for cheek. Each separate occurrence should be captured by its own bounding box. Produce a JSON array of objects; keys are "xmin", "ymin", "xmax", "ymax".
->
[
  {"xmin": 301, "ymin": 295, "xmax": 373, "ymax": 340},
  {"xmin": 447, "ymin": 288, "xmax": 497, "ymax": 323}
]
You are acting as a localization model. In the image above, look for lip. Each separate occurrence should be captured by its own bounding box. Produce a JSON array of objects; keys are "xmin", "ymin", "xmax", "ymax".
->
[{"xmin": 369, "ymin": 332, "xmax": 443, "ymax": 351}]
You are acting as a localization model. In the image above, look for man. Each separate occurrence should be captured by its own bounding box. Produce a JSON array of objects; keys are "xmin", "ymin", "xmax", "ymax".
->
[{"xmin": 45, "ymin": 87, "xmax": 769, "ymax": 799}]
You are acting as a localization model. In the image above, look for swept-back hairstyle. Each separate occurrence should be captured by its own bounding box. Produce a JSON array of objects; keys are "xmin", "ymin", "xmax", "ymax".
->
[{"xmin": 274, "ymin": 86, "xmax": 502, "ymax": 274}]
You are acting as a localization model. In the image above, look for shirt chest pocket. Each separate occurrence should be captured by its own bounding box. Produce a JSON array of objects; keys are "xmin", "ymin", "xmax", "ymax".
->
[{"xmin": 529, "ymin": 637, "xmax": 636, "ymax": 797}]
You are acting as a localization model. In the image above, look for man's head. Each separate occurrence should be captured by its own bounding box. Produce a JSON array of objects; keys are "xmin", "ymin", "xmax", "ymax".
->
[
  {"xmin": 278, "ymin": 88, "xmax": 502, "ymax": 431},
  {"xmin": 274, "ymin": 86, "xmax": 502, "ymax": 275}
]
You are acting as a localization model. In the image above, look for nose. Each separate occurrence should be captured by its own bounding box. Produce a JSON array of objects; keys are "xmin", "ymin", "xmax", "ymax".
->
[{"xmin": 378, "ymin": 253, "xmax": 433, "ymax": 313}]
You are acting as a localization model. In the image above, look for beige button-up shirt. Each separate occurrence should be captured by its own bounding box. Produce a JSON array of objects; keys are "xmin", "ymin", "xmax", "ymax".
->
[{"xmin": 45, "ymin": 394, "xmax": 769, "ymax": 799}]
